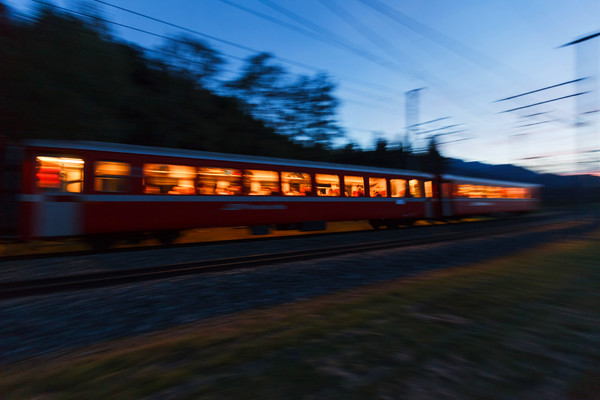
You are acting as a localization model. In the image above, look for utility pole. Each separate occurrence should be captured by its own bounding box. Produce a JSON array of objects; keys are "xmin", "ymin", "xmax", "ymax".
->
[{"xmin": 405, "ymin": 88, "xmax": 425, "ymax": 152}]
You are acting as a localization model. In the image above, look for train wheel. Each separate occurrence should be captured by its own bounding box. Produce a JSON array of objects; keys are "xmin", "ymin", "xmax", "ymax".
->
[
  {"xmin": 385, "ymin": 219, "xmax": 400, "ymax": 229},
  {"xmin": 155, "ymin": 230, "xmax": 180, "ymax": 245},
  {"xmin": 369, "ymin": 219, "xmax": 385, "ymax": 230},
  {"xmin": 85, "ymin": 234, "xmax": 114, "ymax": 251}
]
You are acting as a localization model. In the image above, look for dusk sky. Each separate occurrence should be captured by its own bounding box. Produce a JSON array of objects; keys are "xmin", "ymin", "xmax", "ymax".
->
[{"xmin": 6, "ymin": 0, "xmax": 600, "ymax": 175}]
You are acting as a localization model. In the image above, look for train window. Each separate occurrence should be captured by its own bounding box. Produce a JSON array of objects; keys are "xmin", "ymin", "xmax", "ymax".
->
[
  {"xmin": 244, "ymin": 170, "xmax": 279, "ymax": 195},
  {"xmin": 94, "ymin": 161, "xmax": 130, "ymax": 192},
  {"xmin": 36, "ymin": 156, "xmax": 84, "ymax": 193},
  {"xmin": 487, "ymin": 186, "xmax": 502, "ymax": 198},
  {"xmin": 344, "ymin": 175, "xmax": 364, "ymax": 197},
  {"xmin": 424, "ymin": 181, "xmax": 433, "ymax": 198},
  {"xmin": 456, "ymin": 184, "xmax": 474, "ymax": 198},
  {"xmin": 198, "ymin": 167, "xmax": 242, "ymax": 195},
  {"xmin": 281, "ymin": 171, "xmax": 311, "ymax": 196},
  {"xmin": 506, "ymin": 187, "xmax": 527, "ymax": 199},
  {"xmin": 454, "ymin": 184, "xmax": 529, "ymax": 198},
  {"xmin": 369, "ymin": 177, "xmax": 387, "ymax": 197},
  {"xmin": 409, "ymin": 179, "xmax": 422, "ymax": 198},
  {"xmin": 143, "ymin": 164, "xmax": 196, "ymax": 194},
  {"xmin": 390, "ymin": 179, "xmax": 406, "ymax": 197},
  {"xmin": 315, "ymin": 174, "xmax": 340, "ymax": 196}
]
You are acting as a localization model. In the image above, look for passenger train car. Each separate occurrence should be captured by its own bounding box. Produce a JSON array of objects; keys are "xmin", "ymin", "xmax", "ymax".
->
[{"xmin": 0, "ymin": 140, "xmax": 541, "ymax": 246}]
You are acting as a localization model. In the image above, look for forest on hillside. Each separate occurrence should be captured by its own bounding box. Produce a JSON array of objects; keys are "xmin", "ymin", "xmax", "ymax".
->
[{"xmin": 0, "ymin": 1, "xmax": 445, "ymax": 173}]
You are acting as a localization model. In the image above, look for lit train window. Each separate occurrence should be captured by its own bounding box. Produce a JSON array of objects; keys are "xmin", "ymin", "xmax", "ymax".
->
[
  {"xmin": 424, "ymin": 181, "xmax": 433, "ymax": 198},
  {"xmin": 198, "ymin": 167, "xmax": 242, "ymax": 195},
  {"xmin": 454, "ymin": 184, "xmax": 531, "ymax": 199},
  {"xmin": 315, "ymin": 174, "xmax": 340, "ymax": 196},
  {"xmin": 36, "ymin": 156, "xmax": 84, "ymax": 193},
  {"xmin": 344, "ymin": 175, "xmax": 364, "ymax": 197},
  {"xmin": 456, "ymin": 184, "xmax": 473, "ymax": 198},
  {"xmin": 488, "ymin": 186, "xmax": 503, "ymax": 198},
  {"xmin": 94, "ymin": 161, "xmax": 130, "ymax": 192},
  {"xmin": 409, "ymin": 179, "xmax": 422, "ymax": 198},
  {"xmin": 506, "ymin": 187, "xmax": 527, "ymax": 199},
  {"xmin": 368, "ymin": 177, "xmax": 387, "ymax": 197},
  {"xmin": 143, "ymin": 164, "xmax": 196, "ymax": 194},
  {"xmin": 390, "ymin": 179, "xmax": 406, "ymax": 198},
  {"xmin": 281, "ymin": 172, "xmax": 311, "ymax": 196},
  {"xmin": 243, "ymin": 170, "xmax": 279, "ymax": 195}
]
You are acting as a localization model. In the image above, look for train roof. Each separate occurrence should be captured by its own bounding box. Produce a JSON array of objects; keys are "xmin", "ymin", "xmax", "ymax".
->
[
  {"xmin": 23, "ymin": 139, "xmax": 435, "ymax": 178},
  {"xmin": 442, "ymin": 174, "xmax": 542, "ymax": 188}
]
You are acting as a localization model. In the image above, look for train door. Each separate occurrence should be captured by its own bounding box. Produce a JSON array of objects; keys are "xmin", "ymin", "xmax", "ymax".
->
[
  {"xmin": 441, "ymin": 181, "xmax": 454, "ymax": 217},
  {"xmin": 34, "ymin": 155, "xmax": 84, "ymax": 237},
  {"xmin": 424, "ymin": 180, "xmax": 434, "ymax": 218},
  {"xmin": 0, "ymin": 144, "xmax": 23, "ymax": 239}
]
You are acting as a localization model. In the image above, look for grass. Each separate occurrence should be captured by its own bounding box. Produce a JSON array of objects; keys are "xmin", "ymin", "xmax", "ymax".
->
[{"xmin": 2, "ymin": 231, "xmax": 599, "ymax": 399}]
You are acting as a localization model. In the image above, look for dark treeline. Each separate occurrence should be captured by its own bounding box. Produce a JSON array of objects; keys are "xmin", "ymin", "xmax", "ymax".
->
[{"xmin": 0, "ymin": 2, "xmax": 445, "ymax": 173}]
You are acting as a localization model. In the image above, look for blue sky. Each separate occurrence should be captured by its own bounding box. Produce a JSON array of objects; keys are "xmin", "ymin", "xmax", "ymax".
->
[{"xmin": 5, "ymin": 0, "xmax": 600, "ymax": 175}]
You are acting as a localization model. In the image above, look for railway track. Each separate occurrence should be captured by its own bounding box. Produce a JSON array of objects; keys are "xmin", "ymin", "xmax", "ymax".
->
[
  {"xmin": 0, "ymin": 211, "xmax": 562, "ymax": 262},
  {"xmin": 1, "ymin": 211, "xmax": 593, "ymax": 300}
]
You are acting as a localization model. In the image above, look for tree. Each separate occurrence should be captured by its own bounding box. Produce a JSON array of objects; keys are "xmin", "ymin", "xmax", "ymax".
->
[
  {"xmin": 375, "ymin": 137, "xmax": 388, "ymax": 152},
  {"xmin": 158, "ymin": 34, "xmax": 224, "ymax": 89},
  {"xmin": 422, "ymin": 136, "xmax": 446, "ymax": 174},
  {"xmin": 226, "ymin": 53, "xmax": 342, "ymax": 146},
  {"xmin": 285, "ymin": 73, "xmax": 343, "ymax": 145},
  {"xmin": 226, "ymin": 53, "xmax": 287, "ymax": 123}
]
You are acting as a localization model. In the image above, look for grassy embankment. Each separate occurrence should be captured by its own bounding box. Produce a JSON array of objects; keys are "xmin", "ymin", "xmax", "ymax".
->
[{"xmin": 2, "ymin": 231, "xmax": 599, "ymax": 399}]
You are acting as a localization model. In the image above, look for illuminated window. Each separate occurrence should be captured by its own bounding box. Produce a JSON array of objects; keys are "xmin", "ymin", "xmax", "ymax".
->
[
  {"xmin": 281, "ymin": 171, "xmax": 312, "ymax": 196},
  {"xmin": 36, "ymin": 156, "xmax": 84, "ymax": 193},
  {"xmin": 198, "ymin": 167, "xmax": 242, "ymax": 195},
  {"xmin": 143, "ymin": 164, "xmax": 196, "ymax": 194},
  {"xmin": 456, "ymin": 184, "xmax": 480, "ymax": 198},
  {"xmin": 94, "ymin": 161, "xmax": 130, "ymax": 192},
  {"xmin": 485, "ymin": 186, "xmax": 495, "ymax": 198},
  {"xmin": 344, "ymin": 175, "xmax": 364, "ymax": 197},
  {"xmin": 315, "ymin": 174, "xmax": 340, "ymax": 196},
  {"xmin": 390, "ymin": 179, "xmax": 406, "ymax": 198},
  {"xmin": 474, "ymin": 185, "xmax": 485, "ymax": 198},
  {"xmin": 244, "ymin": 170, "xmax": 279, "ymax": 195},
  {"xmin": 409, "ymin": 179, "xmax": 422, "ymax": 198},
  {"xmin": 369, "ymin": 177, "xmax": 387, "ymax": 197},
  {"xmin": 424, "ymin": 181, "xmax": 433, "ymax": 198},
  {"xmin": 506, "ymin": 187, "xmax": 528, "ymax": 199}
]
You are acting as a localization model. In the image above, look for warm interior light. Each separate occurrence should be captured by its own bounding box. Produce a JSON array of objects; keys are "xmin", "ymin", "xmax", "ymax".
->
[{"xmin": 36, "ymin": 156, "xmax": 84, "ymax": 164}]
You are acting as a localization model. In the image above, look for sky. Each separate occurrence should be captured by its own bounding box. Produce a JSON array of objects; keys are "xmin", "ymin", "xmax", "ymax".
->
[{"xmin": 5, "ymin": 0, "xmax": 600, "ymax": 175}]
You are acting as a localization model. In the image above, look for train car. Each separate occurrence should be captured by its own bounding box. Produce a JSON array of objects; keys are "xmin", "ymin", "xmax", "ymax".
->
[
  {"xmin": 439, "ymin": 174, "xmax": 541, "ymax": 218},
  {"xmin": 1, "ymin": 139, "xmax": 442, "ymax": 246},
  {"xmin": 0, "ymin": 140, "xmax": 542, "ymax": 247}
]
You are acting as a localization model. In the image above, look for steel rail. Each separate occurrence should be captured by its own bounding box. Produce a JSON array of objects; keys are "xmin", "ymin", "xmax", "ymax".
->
[
  {"xmin": 0, "ymin": 212, "xmax": 559, "ymax": 262},
  {"xmin": 0, "ymin": 214, "xmax": 587, "ymax": 301}
]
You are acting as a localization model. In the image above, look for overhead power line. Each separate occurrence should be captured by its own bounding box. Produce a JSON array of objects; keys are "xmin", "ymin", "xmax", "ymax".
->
[
  {"xmin": 221, "ymin": 0, "xmax": 413, "ymax": 77},
  {"xmin": 26, "ymin": 0, "xmax": 403, "ymax": 99},
  {"xmin": 500, "ymin": 92, "xmax": 589, "ymax": 113},
  {"xmin": 89, "ymin": 0, "xmax": 400, "ymax": 95},
  {"xmin": 495, "ymin": 79, "xmax": 587, "ymax": 102}
]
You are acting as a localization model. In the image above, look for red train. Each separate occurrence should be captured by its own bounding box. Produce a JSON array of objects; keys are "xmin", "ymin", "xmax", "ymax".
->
[{"xmin": 0, "ymin": 140, "xmax": 541, "ymax": 246}]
